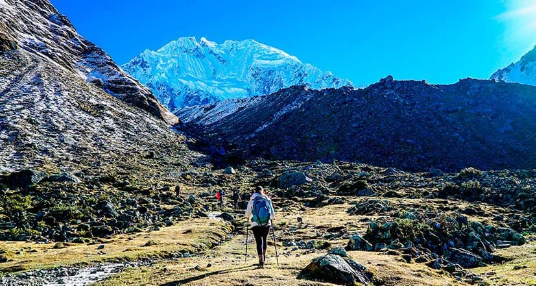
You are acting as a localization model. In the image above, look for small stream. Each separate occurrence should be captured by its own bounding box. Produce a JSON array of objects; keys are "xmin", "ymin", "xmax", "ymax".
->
[{"xmin": 0, "ymin": 261, "xmax": 152, "ymax": 286}]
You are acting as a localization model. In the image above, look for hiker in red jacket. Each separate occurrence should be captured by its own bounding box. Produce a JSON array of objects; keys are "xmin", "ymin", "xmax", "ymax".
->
[{"xmin": 216, "ymin": 189, "xmax": 225, "ymax": 207}]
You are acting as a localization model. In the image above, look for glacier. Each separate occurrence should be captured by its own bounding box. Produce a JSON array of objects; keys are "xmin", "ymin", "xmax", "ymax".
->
[{"xmin": 122, "ymin": 37, "xmax": 352, "ymax": 110}]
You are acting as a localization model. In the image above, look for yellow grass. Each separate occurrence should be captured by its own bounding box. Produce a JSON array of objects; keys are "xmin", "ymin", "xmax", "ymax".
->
[{"xmin": 0, "ymin": 218, "xmax": 231, "ymax": 274}]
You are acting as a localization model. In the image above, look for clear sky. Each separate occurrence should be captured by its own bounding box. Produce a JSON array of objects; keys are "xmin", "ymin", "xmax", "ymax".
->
[{"xmin": 50, "ymin": 0, "xmax": 536, "ymax": 87}]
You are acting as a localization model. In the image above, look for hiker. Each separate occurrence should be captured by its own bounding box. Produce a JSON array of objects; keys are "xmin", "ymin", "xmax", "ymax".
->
[
  {"xmin": 174, "ymin": 185, "xmax": 181, "ymax": 197},
  {"xmin": 232, "ymin": 189, "xmax": 240, "ymax": 210},
  {"xmin": 216, "ymin": 189, "xmax": 225, "ymax": 207},
  {"xmin": 245, "ymin": 186, "xmax": 275, "ymax": 268}
]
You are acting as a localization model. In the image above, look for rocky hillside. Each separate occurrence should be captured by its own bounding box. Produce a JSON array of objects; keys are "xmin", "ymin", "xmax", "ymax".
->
[
  {"xmin": 178, "ymin": 76, "xmax": 536, "ymax": 171},
  {"xmin": 0, "ymin": 0, "xmax": 193, "ymax": 173},
  {"xmin": 122, "ymin": 37, "xmax": 352, "ymax": 109},
  {"xmin": 0, "ymin": 0, "xmax": 176, "ymax": 124},
  {"xmin": 491, "ymin": 46, "xmax": 536, "ymax": 86}
]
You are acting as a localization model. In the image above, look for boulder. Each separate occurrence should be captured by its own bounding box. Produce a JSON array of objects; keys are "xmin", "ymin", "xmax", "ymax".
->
[
  {"xmin": 223, "ymin": 166, "xmax": 236, "ymax": 175},
  {"xmin": 328, "ymin": 247, "xmax": 349, "ymax": 257},
  {"xmin": 347, "ymin": 234, "xmax": 373, "ymax": 251},
  {"xmin": 97, "ymin": 201, "xmax": 118, "ymax": 218},
  {"xmin": 188, "ymin": 195, "xmax": 196, "ymax": 204},
  {"xmin": 91, "ymin": 225, "xmax": 114, "ymax": 237},
  {"xmin": 4, "ymin": 170, "xmax": 47, "ymax": 188},
  {"xmin": 301, "ymin": 253, "xmax": 372, "ymax": 285},
  {"xmin": 279, "ymin": 172, "xmax": 311, "ymax": 188},
  {"xmin": 446, "ymin": 248, "xmax": 484, "ymax": 268},
  {"xmin": 217, "ymin": 212, "xmax": 234, "ymax": 222},
  {"xmin": 259, "ymin": 169, "xmax": 274, "ymax": 178},
  {"xmin": 337, "ymin": 180, "xmax": 370, "ymax": 196},
  {"xmin": 46, "ymin": 172, "xmax": 81, "ymax": 184}
]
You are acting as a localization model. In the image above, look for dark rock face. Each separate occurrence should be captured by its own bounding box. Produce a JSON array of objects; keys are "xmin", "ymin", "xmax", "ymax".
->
[
  {"xmin": 179, "ymin": 79, "xmax": 536, "ymax": 172},
  {"xmin": 301, "ymin": 249, "xmax": 372, "ymax": 285}
]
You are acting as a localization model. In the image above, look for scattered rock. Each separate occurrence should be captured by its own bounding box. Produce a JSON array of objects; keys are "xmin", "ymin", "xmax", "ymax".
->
[
  {"xmin": 223, "ymin": 167, "xmax": 236, "ymax": 175},
  {"xmin": 337, "ymin": 180, "xmax": 371, "ymax": 196},
  {"xmin": 53, "ymin": 243, "xmax": 65, "ymax": 249},
  {"xmin": 279, "ymin": 172, "xmax": 311, "ymax": 188},
  {"xmin": 446, "ymin": 248, "xmax": 484, "ymax": 268},
  {"xmin": 46, "ymin": 172, "xmax": 81, "ymax": 184},
  {"xmin": 143, "ymin": 240, "xmax": 158, "ymax": 247},
  {"xmin": 217, "ymin": 212, "xmax": 234, "ymax": 222},
  {"xmin": 347, "ymin": 234, "xmax": 373, "ymax": 251}
]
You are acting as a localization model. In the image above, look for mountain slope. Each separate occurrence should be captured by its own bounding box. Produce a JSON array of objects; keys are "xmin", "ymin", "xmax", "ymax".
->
[
  {"xmin": 0, "ymin": 0, "xmax": 177, "ymax": 124},
  {"xmin": 491, "ymin": 46, "xmax": 536, "ymax": 85},
  {"xmin": 178, "ymin": 77, "xmax": 536, "ymax": 171},
  {"xmin": 122, "ymin": 37, "xmax": 352, "ymax": 109},
  {"xmin": 0, "ymin": 0, "xmax": 192, "ymax": 173}
]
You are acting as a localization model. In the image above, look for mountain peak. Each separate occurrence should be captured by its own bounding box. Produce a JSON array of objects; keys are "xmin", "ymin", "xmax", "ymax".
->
[
  {"xmin": 122, "ymin": 38, "xmax": 352, "ymax": 109},
  {"xmin": 491, "ymin": 46, "xmax": 536, "ymax": 86}
]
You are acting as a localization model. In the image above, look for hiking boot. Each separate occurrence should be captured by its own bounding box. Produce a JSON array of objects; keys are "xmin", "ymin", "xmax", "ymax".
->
[{"xmin": 258, "ymin": 255, "xmax": 265, "ymax": 268}]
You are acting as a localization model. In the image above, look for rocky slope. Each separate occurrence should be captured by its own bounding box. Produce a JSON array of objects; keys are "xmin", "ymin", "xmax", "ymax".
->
[
  {"xmin": 491, "ymin": 46, "xmax": 536, "ymax": 86},
  {"xmin": 122, "ymin": 37, "xmax": 352, "ymax": 109},
  {"xmin": 0, "ymin": 0, "xmax": 177, "ymax": 124},
  {"xmin": 0, "ymin": 0, "xmax": 193, "ymax": 173},
  {"xmin": 178, "ymin": 76, "xmax": 536, "ymax": 171}
]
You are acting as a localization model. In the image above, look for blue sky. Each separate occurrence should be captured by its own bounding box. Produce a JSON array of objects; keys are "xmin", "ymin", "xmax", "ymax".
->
[{"xmin": 50, "ymin": 0, "xmax": 536, "ymax": 86}]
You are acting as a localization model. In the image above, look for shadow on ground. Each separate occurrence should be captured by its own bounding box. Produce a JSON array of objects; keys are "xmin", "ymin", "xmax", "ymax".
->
[{"xmin": 161, "ymin": 265, "xmax": 258, "ymax": 285}]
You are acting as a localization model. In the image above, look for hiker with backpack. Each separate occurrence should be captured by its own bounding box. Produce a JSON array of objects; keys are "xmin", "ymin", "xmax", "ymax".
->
[
  {"xmin": 245, "ymin": 186, "xmax": 275, "ymax": 268},
  {"xmin": 216, "ymin": 189, "xmax": 225, "ymax": 207},
  {"xmin": 232, "ymin": 189, "xmax": 240, "ymax": 210}
]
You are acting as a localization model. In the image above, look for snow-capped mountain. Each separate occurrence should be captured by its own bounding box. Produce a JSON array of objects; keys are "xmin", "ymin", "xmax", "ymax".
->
[
  {"xmin": 122, "ymin": 37, "xmax": 352, "ymax": 109},
  {"xmin": 491, "ymin": 46, "xmax": 536, "ymax": 85}
]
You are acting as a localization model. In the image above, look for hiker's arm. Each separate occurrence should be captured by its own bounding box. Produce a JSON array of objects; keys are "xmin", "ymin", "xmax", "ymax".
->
[{"xmin": 245, "ymin": 200, "xmax": 253, "ymax": 217}]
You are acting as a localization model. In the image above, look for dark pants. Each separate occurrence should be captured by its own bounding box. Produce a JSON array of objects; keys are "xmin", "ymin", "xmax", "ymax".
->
[{"xmin": 252, "ymin": 226, "xmax": 270, "ymax": 256}]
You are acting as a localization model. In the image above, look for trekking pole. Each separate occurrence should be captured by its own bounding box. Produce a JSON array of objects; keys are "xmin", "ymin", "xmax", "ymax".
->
[
  {"xmin": 245, "ymin": 225, "xmax": 249, "ymax": 263},
  {"xmin": 271, "ymin": 219, "xmax": 279, "ymax": 267}
]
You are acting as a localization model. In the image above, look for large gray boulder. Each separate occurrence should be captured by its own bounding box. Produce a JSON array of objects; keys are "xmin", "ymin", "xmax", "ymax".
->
[
  {"xmin": 301, "ymin": 249, "xmax": 372, "ymax": 285},
  {"xmin": 278, "ymin": 172, "xmax": 311, "ymax": 188}
]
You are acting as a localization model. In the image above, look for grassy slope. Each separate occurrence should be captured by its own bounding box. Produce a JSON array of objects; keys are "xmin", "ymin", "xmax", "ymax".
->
[{"xmin": 0, "ymin": 219, "xmax": 231, "ymax": 274}]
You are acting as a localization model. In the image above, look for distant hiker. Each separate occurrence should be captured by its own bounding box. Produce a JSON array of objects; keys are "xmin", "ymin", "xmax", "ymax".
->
[
  {"xmin": 174, "ymin": 185, "xmax": 181, "ymax": 197},
  {"xmin": 232, "ymin": 189, "xmax": 240, "ymax": 210},
  {"xmin": 245, "ymin": 186, "xmax": 275, "ymax": 268},
  {"xmin": 216, "ymin": 189, "xmax": 225, "ymax": 207}
]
